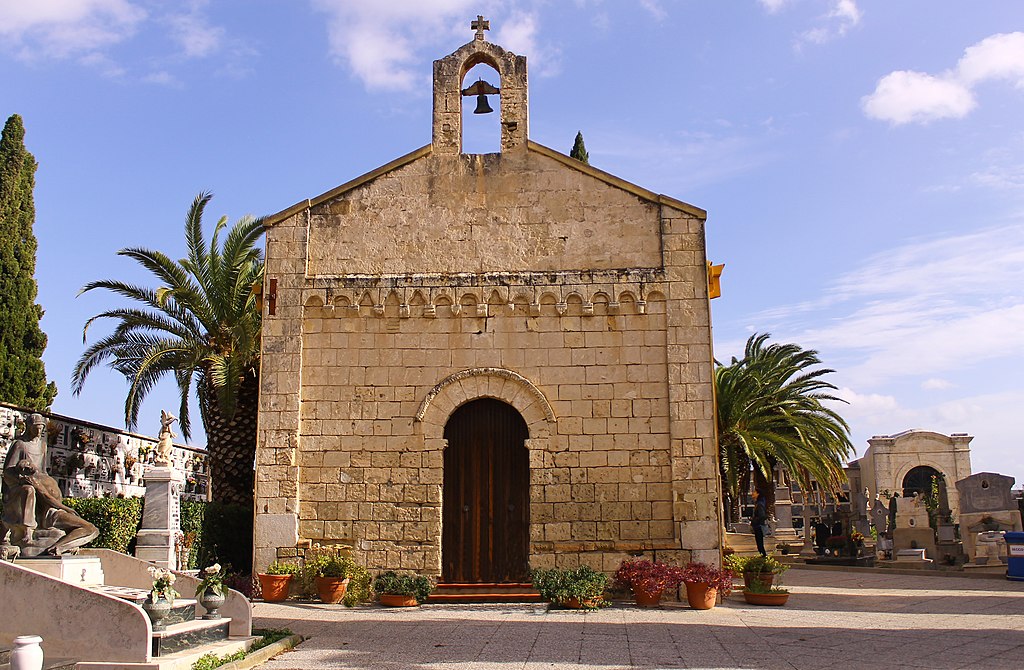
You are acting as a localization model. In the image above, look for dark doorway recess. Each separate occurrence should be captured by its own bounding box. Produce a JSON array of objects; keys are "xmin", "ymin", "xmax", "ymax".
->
[
  {"xmin": 442, "ymin": 398, "xmax": 529, "ymax": 583},
  {"xmin": 902, "ymin": 465, "xmax": 943, "ymax": 498}
]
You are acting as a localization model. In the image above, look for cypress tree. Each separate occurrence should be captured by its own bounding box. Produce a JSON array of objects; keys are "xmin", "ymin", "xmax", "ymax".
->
[
  {"xmin": 0, "ymin": 114, "xmax": 57, "ymax": 410},
  {"xmin": 570, "ymin": 131, "xmax": 589, "ymax": 164}
]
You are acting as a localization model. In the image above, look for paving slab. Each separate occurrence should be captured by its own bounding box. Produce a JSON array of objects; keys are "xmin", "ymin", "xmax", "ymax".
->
[{"xmin": 252, "ymin": 567, "xmax": 1024, "ymax": 669}]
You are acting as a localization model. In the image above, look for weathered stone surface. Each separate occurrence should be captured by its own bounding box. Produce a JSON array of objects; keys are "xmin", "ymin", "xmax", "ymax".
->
[
  {"xmin": 253, "ymin": 26, "xmax": 721, "ymax": 576},
  {"xmin": 956, "ymin": 472, "xmax": 1016, "ymax": 514}
]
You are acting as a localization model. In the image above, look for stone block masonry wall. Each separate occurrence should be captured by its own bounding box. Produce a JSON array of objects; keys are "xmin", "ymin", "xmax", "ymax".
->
[
  {"xmin": 253, "ymin": 149, "xmax": 722, "ymax": 574},
  {"xmin": 295, "ymin": 280, "xmax": 677, "ymax": 574}
]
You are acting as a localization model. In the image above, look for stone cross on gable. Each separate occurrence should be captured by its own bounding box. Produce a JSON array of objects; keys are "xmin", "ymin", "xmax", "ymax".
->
[{"xmin": 472, "ymin": 15, "xmax": 489, "ymax": 41}]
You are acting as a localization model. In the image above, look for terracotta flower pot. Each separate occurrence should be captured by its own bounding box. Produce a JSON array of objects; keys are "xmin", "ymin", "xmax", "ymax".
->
[
  {"xmin": 258, "ymin": 574, "xmax": 293, "ymax": 602},
  {"xmin": 379, "ymin": 593, "xmax": 419, "ymax": 607},
  {"xmin": 634, "ymin": 589, "xmax": 664, "ymax": 607},
  {"xmin": 742, "ymin": 571, "xmax": 774, "ymax": 591},
  {"xmin": 316, "ymin": 576, "xmax": 350, "ymax": 604},
  {"xmin": 743, "ymin": 590, "xmax": 790, "ymax": 606},
  {"xmin": 684, "ymin": 582, "xmax": 718, "ymax": 610}
]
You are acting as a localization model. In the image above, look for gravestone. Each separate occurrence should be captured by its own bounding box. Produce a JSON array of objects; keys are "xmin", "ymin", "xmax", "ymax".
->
[
  {"xmin": 134, "ymin": 412, "xmax": 184, "ymax": 569},
  {"xmin": 934, "ymin": 477, "xmax": 965, "ymax": 564},
  {"xmin": 773, "ymin": 486, "xmax": 799, "ymax": 540},
  {"xmin": 955, "ymin": 473, "xmax": 1023, "ymax": 563},
  {"xmin": 892, "ymin": 493, "xmax": 936, "ymax": 559}
]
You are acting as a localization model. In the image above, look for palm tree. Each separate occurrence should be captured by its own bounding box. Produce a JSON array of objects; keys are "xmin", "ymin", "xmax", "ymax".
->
[
  {"xmin": 72, "ymin": 193, "xmax": 264, "ymax": 508},
  {"xmin": 715, "ymin": 333, "xmax": 854, "ymax": 523}
]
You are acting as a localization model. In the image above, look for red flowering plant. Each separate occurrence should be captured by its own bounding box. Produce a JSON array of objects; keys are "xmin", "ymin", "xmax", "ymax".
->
[
  {"xmin": 680, "ymin": 562, "xmax": 735, "ymax": 596},
  {"xmin": 614, "ymin": 559, "xmax": 685, "ymax": 599}
]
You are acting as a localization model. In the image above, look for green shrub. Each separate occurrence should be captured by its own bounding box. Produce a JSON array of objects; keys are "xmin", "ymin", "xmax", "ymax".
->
[
  {"xmin": 61, "ymin": 497, "xmax": 251, "ymax": 574},
  {"xmin": 342, "ymin": 564, "xmax": 371, "ymax": 607},
  {"xmin": 179, "ymin": 500, "xmax": 206, "ymax": 569},
  {"xmin": 372, "ymin": 571, "xmax": 434, "ymax": 604},
  {"xmin": 194, "ymin": 502, "xmax": 252, "ymax": 574},
  {"xmin": 530, "ymin": 565, "xmax": 608, "ymax": 607},
  {"xmin": 265, "ymin": 561, "xmax": 299, "ymax": 576},
  {"xmin": 64, "ymin": 497, "xmax": 143, "ymax": 553},
  {"xmin": 742, "ymin": 554, "xmax": 788, "ymax": 575}
]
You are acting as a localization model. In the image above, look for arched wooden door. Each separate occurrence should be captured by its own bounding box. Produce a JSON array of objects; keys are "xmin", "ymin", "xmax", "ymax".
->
[{"xmin": 442, "ymin": 398, "xmax": 529, "ymax": 583}]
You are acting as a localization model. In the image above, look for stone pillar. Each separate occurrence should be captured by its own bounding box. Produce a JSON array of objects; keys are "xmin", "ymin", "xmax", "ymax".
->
[
  {"xmin": 135, "ymin": 466, "xmax": 184, "ymax": 569},
  {"xmin": 773, "ymin": 486, "xmax": 798, "ymax": 540}
]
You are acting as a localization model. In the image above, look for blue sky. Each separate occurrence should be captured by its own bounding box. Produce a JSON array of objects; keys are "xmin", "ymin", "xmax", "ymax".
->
[{"xmin": 2, "ymin": 1, "xmax": 1022, "ymax": 485}]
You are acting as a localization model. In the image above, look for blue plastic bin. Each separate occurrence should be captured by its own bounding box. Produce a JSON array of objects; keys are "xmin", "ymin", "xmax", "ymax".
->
[{"xmin": 1005, "ymin": 531, "xmax": 1024, "ymax": 581}]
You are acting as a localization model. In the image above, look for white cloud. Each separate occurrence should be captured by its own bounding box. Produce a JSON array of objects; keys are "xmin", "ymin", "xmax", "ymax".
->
[
  {"xmin": 311, "ymin": 0, "xmax": 476, "ymax": 91},
  {"xmin": 0, "ymin": 0, "xmax": 146, "ymax": 61},
  {"xmin": 835, "ymin": 388, "xmax": 1024, "ymax": 478},
  {"xmin": 166, "ymin": 5, "xmax": 225, "ymax": 59},
  {"xmin": 797, "ymin": 0, "xmax": 862, "ymax": 46},
  {"xmin": 864, "ymin": 32, "xmax": 1024, "ymax": 125},
  {"xmin": 957, "ymin": 32, "xmax": 1024, "ymax": 87},
  {"xmin": 861, "ymin": 71, "xmax": 975, "ymax": 125},
  {"xmin": 310, "ymin": 2, "xmax": 565, "ymax": 91},
  {"xmin": 639, "ymin": 0, "xmax": 667, "ymax": 21},
  {"xmin": 922, "ymin": 378, "xmax": 954, "ymax": 391},
  {"xmin": 754, "ymin": 223, "xmax": 1024, "ymax": 386},
  {"xmin": 757, "ymin": 0, "xmax": 792, "ymax": 13}
]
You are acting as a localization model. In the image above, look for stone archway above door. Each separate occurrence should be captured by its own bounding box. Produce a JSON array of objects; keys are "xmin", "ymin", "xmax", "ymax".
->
[{"xmin": 415, "ymin": 367, "xmax": 555, "ymax": 440}]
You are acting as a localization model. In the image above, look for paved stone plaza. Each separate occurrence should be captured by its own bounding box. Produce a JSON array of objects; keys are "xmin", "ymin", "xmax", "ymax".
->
[{"xmin": 252, "ymin": 567, "xmax": 1024, "ymax": 669}]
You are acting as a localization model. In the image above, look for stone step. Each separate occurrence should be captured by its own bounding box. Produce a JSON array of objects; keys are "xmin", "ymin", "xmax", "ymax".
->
[
  {"xmin": 93, "ymin": 586, "xmax": 198, "ymax": 625},
  {"xmin": 152, "ymin": 618, "xmax": 231, "ymax": 658},
  {"xmin": 432, "ymin": 583, "xmax": 542, "ymax": 603}
]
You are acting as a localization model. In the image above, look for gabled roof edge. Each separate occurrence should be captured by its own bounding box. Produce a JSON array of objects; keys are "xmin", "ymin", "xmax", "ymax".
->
[
  {"xmin": 263, "ymin": 144, "xmax": 434, "ymax": 228},
  {"xmin": 527, "ymin": 140, "xmax": 707, "ymax": 219}
]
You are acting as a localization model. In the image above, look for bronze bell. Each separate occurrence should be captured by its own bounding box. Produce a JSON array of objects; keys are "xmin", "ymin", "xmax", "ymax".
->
[{"xmin": 473, "ymin": 93, "xmax": 494, "ymax": 114}]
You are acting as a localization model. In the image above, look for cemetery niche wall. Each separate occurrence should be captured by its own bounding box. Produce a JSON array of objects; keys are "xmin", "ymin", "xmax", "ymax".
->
[
  {"xmin": 0, "ymin": 402, "xmax": 209, "ymax": 501},
  {"xmin": 253, "ymin": 21, "xmax": 723, "ymax": 579}
]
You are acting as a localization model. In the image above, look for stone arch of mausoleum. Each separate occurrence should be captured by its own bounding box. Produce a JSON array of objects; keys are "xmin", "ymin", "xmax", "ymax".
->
[
  {"xmin": 416, "ymin": 367, "xmax": 554, "ymax": 444},
  {"xmin": 894, "ymin": 461, "xmax": 951, "ymax": 494}
]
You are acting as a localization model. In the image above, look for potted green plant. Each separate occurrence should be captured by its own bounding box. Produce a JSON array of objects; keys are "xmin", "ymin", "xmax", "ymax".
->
[
  {"xmin": 613, "ymin": 558, "xmax": 684, "ymax": 607},
  {"xmin": 680, "ymin": 562, "xmax": 734, "ymax": 610},
  {"xmin": 373, "ymin": 571, "xmax": 434, "ymax": 607},
  {"xmin": 737, "ymin": 554, "xmax": 788, "ymax": 591},
  {"xmin": 314, "ymin": 554, "xmax": 354, "ymax": 604},
  {"xmin": 531, "ymin": 565, "xmax": 609, "ymax": 610},
  {"xmin": 258, "ymin": 561, "xmax": 298, "ymax": 602},
  {"xmin": 743, "ymin": 575, "xmax": 790, "ymax": 606},
  {"xmin": 194, "ymin": 563, "xmax": 225, "ymax": 619}
]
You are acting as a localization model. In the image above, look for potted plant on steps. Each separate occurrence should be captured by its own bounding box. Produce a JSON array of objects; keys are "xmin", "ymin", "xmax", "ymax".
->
[
  {"xmin": 195, "ymin": 563, "xmax": 226, "ymax": 619},
  {"xmin": 258, "ymin": 561, "xmax": 297, "ymax": 602},
  {"xmin": 143, "ymin": 566, "xmax": 179, "ymax": 631},
  {"xmin": 680, "ymin": 562, "xmax": 735, "ymax": 610},
  {"xmin": 613, "ymin": 558, "xmax": 684, "ymax": 607},
  {"xmin": 530, "ymin": 565, "xmax": 609, "ymax": 610},
  {"xmin": 373, "ymin": 571, "xmax": 434, "ymax": 607}
]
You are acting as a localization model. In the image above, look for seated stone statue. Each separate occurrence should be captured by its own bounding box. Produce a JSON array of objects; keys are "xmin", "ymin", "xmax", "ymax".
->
[{"xmin": 1, "ymin": 414, "xmax": 99, "ymax": 557}]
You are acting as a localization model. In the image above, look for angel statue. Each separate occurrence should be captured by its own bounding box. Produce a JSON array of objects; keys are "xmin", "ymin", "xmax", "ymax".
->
[{"xmin": 154, "ymin": 411, "xmax": 177, "ymax": 468}]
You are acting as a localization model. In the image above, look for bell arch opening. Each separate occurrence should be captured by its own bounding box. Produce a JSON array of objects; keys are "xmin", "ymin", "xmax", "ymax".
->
[{"xmin": 461, "ymin": 62, "xmax": 501, "ymax": 154}]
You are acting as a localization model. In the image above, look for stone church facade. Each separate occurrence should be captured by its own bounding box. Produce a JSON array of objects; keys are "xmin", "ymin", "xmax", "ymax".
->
[{"xmin": 253, "ymin": 24, "xmax": 723, "ymax": 580}]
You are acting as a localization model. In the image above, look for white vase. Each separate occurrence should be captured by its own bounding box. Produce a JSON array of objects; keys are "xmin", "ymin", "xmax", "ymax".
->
[{"xmin": 11, "ymin": 635, "xmax": 43, "ymax": 670}]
